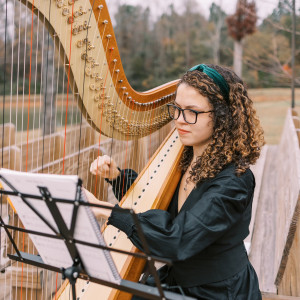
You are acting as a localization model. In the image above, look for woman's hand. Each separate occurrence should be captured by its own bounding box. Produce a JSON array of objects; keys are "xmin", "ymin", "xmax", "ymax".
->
[
  {"xmin": 90, "ymin": 155, "xmax": 120, "ymax": 180},
  {"xmin": 83, "ymin": 188, "xmax": 114, "ymax": 219}
]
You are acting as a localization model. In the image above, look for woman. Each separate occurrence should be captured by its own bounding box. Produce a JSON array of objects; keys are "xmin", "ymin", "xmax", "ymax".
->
[{"xmin": 87, "ymin": 64, "xmax": 264, "ymax": 299}]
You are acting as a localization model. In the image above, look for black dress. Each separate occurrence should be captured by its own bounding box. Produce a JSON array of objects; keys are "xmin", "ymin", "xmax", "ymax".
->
[{"xmin": 106, "ymin": 164, "xmax": 262, "ymax": 300}]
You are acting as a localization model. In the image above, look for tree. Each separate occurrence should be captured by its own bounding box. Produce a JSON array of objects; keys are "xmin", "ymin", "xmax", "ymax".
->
[
  {"xmin": 226, "ymin": 0, "xmax": 257, "ymax": 77},
  {"xmin": 114, "ymin": 4, "xmax": 151, "ymax": 91},
  {"xmin": 209, "ymin": 3, "xmax": 227, "ymax": 65},
  {"xmin": 243, "ymin": 0, "xmax": 300, "ymax": 87}
]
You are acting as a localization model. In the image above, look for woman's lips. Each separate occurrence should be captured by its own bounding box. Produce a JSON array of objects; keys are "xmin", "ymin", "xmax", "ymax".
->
[{"xmin": 177, "ymin": 128, "xmax": 190, "ymax": 134}]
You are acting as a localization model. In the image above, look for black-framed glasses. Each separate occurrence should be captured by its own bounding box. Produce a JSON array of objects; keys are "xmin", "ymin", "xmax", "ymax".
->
[{"xmin": 167, "ymin": 104, "xmax": 214, "ymax": 124}]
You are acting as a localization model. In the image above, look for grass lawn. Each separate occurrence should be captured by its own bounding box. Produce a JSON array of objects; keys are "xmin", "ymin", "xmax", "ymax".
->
[{"xmin": 249, "ymin": 88, "xmax": 300, "ymax": 144}]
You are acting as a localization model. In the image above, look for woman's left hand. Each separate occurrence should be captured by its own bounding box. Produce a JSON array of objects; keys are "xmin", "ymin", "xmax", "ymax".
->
[{"xmin": 83, "ymin": 188, "xmax": 114, "ymax": 219}]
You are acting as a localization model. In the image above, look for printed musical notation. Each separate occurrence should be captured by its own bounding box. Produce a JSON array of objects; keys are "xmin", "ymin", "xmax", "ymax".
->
[{"xmin": 0, "ymin": 168, "xmax": 120, "ymax": 284}]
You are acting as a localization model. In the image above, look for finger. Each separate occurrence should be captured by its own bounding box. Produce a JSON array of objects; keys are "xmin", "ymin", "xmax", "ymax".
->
[
  {"xmin": 101, "ymin": 164, "xmax": 110, "ymax": 172},
  {"xmin": 91, "ymin": 161, "xmax": 100, "ymax": 175},
  {"xmin": 91, "ymin": 159, "xmax": 98, "ymax": 170},
  {"xmin": 93, "ymin": 160, "xmax": 99, "ymax": 171},
  {"xmin": 95, "ymin": 157, "xmax": 105, "ymax": 170},
  {"xmin": 103, "ymin": 155, "xmax": 111, "ymax": 165},
  {"xmin": 110, "ymin": 159, "xmax": 117, "ymax": 168},
  {"xmin": 90, "ymin": 162, "xmax": 96, "ymax": 174}
]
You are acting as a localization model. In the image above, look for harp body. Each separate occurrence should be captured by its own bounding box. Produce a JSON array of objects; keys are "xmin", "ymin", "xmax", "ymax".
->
[
  {"xmin": 56, "ymin": 129, "xmax": 183, "ymax": 300},
  {"xmin": 1, "ymin": 0, "xmax": 182, "ymax": 299}
]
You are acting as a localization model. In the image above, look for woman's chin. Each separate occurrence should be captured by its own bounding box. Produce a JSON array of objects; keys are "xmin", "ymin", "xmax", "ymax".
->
[{"xmin": 178, "ymin": 136, "xmax": 193, "ymax": 146}]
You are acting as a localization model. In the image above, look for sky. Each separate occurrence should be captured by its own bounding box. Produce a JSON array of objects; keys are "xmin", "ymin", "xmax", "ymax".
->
[
  {"xmin": 106, "ymin": 0, "xmax": 288, "ymax": 22},
  {"xmin": 1, "ymin": 0, "xmax": 298, "ymax": 41},
  {"xmin": 106, "ymin": 0, "xmax": 300, "ymax": 25}
]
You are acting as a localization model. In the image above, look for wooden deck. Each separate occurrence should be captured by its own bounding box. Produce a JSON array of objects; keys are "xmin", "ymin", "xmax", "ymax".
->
[
  {"xmin": 262, "ymin": 293, "xmax": 300, "ymax": 300},
  {"xmin": 245, "ymin": 145, "xmax": 268, "ymax": 253}
]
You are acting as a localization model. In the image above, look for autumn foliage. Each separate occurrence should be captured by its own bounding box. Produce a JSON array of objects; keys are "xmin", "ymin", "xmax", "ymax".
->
[{"xmin": 226, "ymin": 0, "xmax": 257, "ymax": 41}]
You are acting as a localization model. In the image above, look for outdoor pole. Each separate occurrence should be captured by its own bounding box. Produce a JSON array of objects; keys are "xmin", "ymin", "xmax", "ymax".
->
[{"xmin": 291, "ymin": 0, "xmax": 295, "ymax": 108}]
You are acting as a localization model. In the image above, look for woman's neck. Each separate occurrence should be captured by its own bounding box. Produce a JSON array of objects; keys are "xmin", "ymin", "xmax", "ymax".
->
[{"xmin": 192, "ymin": 145, "xmax": 207, "ymax": 161}]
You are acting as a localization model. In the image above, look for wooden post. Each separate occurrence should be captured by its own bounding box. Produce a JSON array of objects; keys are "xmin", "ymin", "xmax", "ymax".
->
[
  {"xmin": 291, "ymin": 0, "xmax": 296, "ymax": 108},
  {"xmin": 42, "ymin": 35, "xmax": 56, "ymax": 136}
]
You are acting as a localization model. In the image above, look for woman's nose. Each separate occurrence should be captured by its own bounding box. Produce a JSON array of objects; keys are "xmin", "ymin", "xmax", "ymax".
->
[{"xmin": 176, "ymin": 111, "xmax": 187, "ymax": 124}]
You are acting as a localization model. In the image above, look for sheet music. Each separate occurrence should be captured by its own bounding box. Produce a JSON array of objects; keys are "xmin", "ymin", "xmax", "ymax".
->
[{"xmin": 0, "ymin": 168, "xmax": 121, "ymax": 284}]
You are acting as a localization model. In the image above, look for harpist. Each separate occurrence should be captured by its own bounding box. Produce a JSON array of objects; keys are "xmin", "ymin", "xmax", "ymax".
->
[{"xmin": 87, "ymin": 64, "xmax": 264, "ymax": 300}]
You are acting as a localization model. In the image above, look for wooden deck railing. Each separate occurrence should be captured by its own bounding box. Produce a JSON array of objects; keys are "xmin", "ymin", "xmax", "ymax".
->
[{"xmin": 250, "ymin": 108, "xmax": 300, "ymax": 299}]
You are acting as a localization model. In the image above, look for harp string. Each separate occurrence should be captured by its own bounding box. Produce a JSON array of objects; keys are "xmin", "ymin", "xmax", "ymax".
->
[
  {"xmin": 0, "ymin": 0, "xmax": 8, "ymax": 298},
  {"xmin": 20, "ymin": 0, "xmax": 29, "ymax": 297},
  {"xmin": 7, "ymin": 0, "xmax": 14, "ymax": 287},
  {"xmin": 119, "ymin": 96, "xmax": 132, "ymax": 200},
  {"xmin": 25, "ymin": 0, "xmax": 35, "ymax": 172},
  {"xmin": 49, "ymin": 5, "xmax": 56, "ymax": 174},
  {"xmin": 76, "ymin": 0, "xmax": 91, "ymax": 177},
  {"xmin": 31, "ymin": 6, "xmax": 40, "ymax": 172},
  {"xmin": 37, "ymin": 7, "xmax": 44, "ymax": 173},
  {"xmin": 42, "ymin": 0, "xmax": 51, "ymax": 173},
  {"xmin": 56, "ymin": 0, "xmax": 76, "ymax": 296},
  {"xmin": 78, "ymin": 0, "xmax": 95, "ymax": 193},
  {"xmin": 48, "ymin": 17, "xmax": 57, "ymax": 176},
  {"xmin": 94, "ymin": 45, "xmax": 114, "ymax": 195},
  {"xmin": 58, "ymin": 7, "xmax": 67, "ymax": 177},
  {"xmin": 106, "ymin": 53, "xmax": 122, "ymax": 225},
  {"xmin": 125, "ymin": 99, "xmax": 137, "ymax": 197},
  {"xmin": 39, "ymin": 2, "xmax": 47, "ymax": 297},
  {"xmin": 20, "ymin": 0, "xmax": 35, "ymax": 295},
  {"xmin": 15, "ymin": 0, "xmax": 21, "ymax": 170},
  {"xmin": 62, "ymin": 0, "xmax": 75, "ymax": 175},
  {"xmin": 2, "ymin": 0, "xmax": 8, "ymax": 296},
  {"xmin": 81, "ymin": 0, "xmax": 98, "ymax": 195},
  {"xmin": 1, "ymin": 0, "xmax": 8, "ymax": 168}
]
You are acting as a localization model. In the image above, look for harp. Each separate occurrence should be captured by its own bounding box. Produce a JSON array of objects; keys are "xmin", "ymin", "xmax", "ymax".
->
[{"xmin": 0, "ymin": 0, "xmax": 183, "ymax": 299}]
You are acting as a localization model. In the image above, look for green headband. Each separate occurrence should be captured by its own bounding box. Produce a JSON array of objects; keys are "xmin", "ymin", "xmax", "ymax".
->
[{"xmin": 189, "ymin": 64, "xmax": 229, "ymax": 102}]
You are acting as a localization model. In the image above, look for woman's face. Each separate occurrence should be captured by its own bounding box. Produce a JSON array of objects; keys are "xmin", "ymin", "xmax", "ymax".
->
[{"xmin": 174, "ymin": 83, "xmax": 214, "ymax": 156}]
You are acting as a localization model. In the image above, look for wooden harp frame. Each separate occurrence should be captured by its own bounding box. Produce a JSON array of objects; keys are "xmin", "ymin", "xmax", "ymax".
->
[
  {"xmin": 18, "ymin": 0, "xmax": 179, "ymax": 140},
  {"xmin": 56, "ymin": 129, "xmax": 183, "ymax": 300}
]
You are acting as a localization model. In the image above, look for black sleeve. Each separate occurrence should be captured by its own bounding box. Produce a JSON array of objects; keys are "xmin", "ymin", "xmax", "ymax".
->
[
  {"xmin": 105, "ymin": 169, "xmax": 138, "ymax": 201},
  {"xmin": 107, "ymin": 171, "xmax": 254, "ymax": 261}
]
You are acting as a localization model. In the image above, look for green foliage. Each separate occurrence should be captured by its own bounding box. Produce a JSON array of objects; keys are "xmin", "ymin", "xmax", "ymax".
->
[
  {"xmin": 209, "ymin": 3, "xmax": 227, "ymax": 23},
  {"xmin": 114, "ymin": 2, "xmax": 220, "ymax": 91}
]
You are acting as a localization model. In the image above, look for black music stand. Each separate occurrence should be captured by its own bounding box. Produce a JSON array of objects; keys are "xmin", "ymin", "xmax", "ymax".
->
[{"xmin": 0, "ymin": 169, "xmax": 195, "ymax": 300}]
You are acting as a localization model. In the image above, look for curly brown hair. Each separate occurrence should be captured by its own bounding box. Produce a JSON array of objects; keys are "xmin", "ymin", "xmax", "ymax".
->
[{"xmin": 179, "ymin": 64, "xmax": 265, "ymax": 184}]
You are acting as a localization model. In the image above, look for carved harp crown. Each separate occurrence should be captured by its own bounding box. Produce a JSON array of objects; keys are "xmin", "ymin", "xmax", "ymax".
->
[{"xmin": 22, "ymin": 0, "xmax": 178, "ymax": 139}]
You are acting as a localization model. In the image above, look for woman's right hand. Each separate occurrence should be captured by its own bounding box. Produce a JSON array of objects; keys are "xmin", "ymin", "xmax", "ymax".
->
[
  {"xmin": 90, "ymin": 155, "xmax": 120, "ymax": 180},
  {"xmin": 83, "ymin": 187, "xmax": 113, "ymax": 219}
]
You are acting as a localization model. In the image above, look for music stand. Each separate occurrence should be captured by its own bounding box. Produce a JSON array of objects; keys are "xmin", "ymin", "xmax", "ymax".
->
[{"xmin": 0, "ymin": 169, "xmax": 196, "ymax": 300}]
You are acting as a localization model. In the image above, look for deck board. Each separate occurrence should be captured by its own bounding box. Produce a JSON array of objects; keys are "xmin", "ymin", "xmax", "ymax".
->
[
  {"xmin": 245, "ymin": 145, "xmax": 268, "ymax": 253},
  {"xmin": 249, "ymin": 145, "xmax": 278, "ymax": 294}
]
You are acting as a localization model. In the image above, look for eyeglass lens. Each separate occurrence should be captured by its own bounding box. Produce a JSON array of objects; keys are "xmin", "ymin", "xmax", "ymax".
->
[{"xmin": 168, "ymin": 105, "xmax": 197, "ymax": 124}]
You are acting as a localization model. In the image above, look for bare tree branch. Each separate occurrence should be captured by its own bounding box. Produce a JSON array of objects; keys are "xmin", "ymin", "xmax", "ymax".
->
[{"xmin": 264, "ymin": 17, "xmax": 300, "ymax": 35}]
